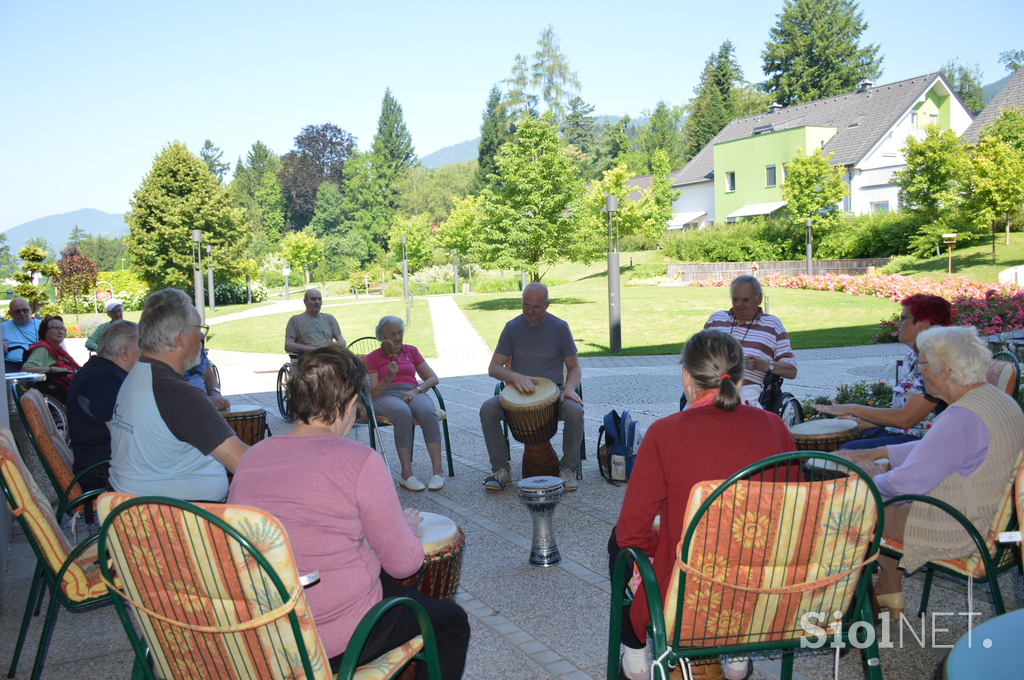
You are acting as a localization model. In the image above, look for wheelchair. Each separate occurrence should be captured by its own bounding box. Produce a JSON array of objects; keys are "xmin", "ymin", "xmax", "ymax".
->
[
  {"xmin": 276, "ymin": 354, "xmax": 298, "ymax": 419},
  {"xmin": 7, "ymin": 344, "xmax": 72, "ymax": 443},
  {"xmin": 679, "ymin": 373, "xmax": 804, "ymax": 427}
]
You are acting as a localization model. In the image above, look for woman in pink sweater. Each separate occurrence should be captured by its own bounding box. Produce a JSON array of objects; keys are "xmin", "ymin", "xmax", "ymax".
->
[{"xmin": 228, "ymin": 346, "xmax": 469, "ymax": 678}]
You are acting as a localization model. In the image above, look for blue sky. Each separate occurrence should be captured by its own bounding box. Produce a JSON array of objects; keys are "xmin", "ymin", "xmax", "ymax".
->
[{"xmin": 1, "ymin": 0, "xmax": 1021, "ymax": 232}]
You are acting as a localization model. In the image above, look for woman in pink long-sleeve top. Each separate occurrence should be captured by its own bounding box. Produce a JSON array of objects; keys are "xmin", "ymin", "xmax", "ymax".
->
[{"xmin": 228, "ymin": 346, "xmax": 469, "ymax": 678}]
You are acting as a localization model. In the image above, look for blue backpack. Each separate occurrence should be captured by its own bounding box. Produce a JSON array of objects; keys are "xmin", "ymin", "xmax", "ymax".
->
[{"xmin": 598, "ymin": 409, "xmax": 638, "ymax": 484}]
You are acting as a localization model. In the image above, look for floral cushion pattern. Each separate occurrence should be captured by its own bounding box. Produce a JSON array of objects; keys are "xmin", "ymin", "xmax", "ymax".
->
[
  {"xmin": 987, "ymin": 359, "xmax": 1017, "ymax": 397},
  {"xmin": 0, "ymin": 425, "xmax": 112, "ymax": 600},
  {"xmin": 662, "ymin": 477, "xmax": 877, "ymax": 646},
  {"xmin": 20, "ymin": 388, "xmax": 83, "ymax": 510},
  {"xmin": 882, "ymin": 448, "xmax": 1023, "ymax": 578},
  {"xmin": 351, "ymin": 636, "xmax": 423, "ymax": 680},
  {"xmin": 98, "ymin": 492, "xmax": 334, "ymax": 680}
]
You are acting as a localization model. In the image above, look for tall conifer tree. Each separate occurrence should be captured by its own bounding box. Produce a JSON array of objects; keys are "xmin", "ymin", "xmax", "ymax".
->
[{"xmin": 472, "ymin": 86, "xmax": 510, "ymax": 193}]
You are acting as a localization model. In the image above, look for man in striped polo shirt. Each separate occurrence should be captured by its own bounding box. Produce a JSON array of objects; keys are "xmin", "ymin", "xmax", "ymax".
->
[{"xmin": 704, "ymin": 274, "xmax": 797, "ymax": 407}]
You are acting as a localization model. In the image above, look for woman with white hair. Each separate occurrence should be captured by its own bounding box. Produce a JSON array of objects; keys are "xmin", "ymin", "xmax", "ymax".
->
[
  {"xmin": 842, "ymin": 325, "xmax": 1024, "ymax": 620},
  {"xmin": 364, "ymin": 315, "xmax": 444, "ymax": 491}
]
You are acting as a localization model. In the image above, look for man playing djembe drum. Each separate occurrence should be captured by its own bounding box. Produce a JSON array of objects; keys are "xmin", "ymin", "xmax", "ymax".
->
[
  {"xmin": 704, "ymin": 274, "xmax": 797, "ymax": 407},
  {"xmin": 479, "ymin": 283, "xmax": 584, "ymax": 492}
]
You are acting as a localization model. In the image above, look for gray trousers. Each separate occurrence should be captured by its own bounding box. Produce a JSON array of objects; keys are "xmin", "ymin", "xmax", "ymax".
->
[
  {"xmin": 479, "ymin": 395, "xmax": 584, "ymax": 474},
  {"xmin": 373, "ymin": 384, "xmax": 442, "ymax": 449}
]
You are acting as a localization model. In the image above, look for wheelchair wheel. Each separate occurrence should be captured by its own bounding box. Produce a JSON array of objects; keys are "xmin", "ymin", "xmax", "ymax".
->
[
  {"xmin": 44, "ymin": 396, "xmax": 71, "ymax": 444},
  {"xmin": 276, "ymin": 363, "xmax": 291, "ymax": 419},
  {"xmin": 778, "ymin": 394, "xmax": 803, "ymax": 428}
]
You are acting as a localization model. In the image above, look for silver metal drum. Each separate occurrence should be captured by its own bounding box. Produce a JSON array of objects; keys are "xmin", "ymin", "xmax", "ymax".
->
[{"xmin": 517, "ymin": 475, "xmax": 565, "ymax": 567}]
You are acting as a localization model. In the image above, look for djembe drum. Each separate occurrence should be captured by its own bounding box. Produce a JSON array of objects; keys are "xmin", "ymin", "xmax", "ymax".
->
[
  {"xmin": 220, "ymin": 403, "xmax": 269, "ymax": 446},
  {"xmin": 789, "ymin": 419, "xmax": 862, "ymax": 452},
  {"xmin": 395, "ymin": 512, "xmax": 465, "ymax": 601},
  {"xmin": 499, "ymin": 377, "xmax": 561, "ymax": 479}
]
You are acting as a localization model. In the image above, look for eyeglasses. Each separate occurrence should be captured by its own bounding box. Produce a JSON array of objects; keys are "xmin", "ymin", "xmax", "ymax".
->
[
  {"xmin": 899, "ymin": 315, "xmax": 914, "ymax": 323},
  {"xmin": 50, "ymin": 327, "xmax": 66, "ymax": 334},
  {"xmin": 10, "ymin": 308, "xmax": 30, "ymax": 315},
  {"xmin": 194, "ymin": 325, "xmax": 210, "ymax": 338}
]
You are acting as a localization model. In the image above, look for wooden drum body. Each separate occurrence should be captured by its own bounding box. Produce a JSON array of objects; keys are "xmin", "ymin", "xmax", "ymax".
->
[
  {"xmin": 221, "ymin": 404, "xmax": 268, "ymax": 446},
  {"xmin": 790, "ymin": 419, "xmax": 862, "ymax": 452},
  {"xmin": 396, "ymin": 512, "xmax": 464, "ymax": 602},
  {"xmin": 500, "ymin": 378, "xmax": 561, "ymax": 479}
]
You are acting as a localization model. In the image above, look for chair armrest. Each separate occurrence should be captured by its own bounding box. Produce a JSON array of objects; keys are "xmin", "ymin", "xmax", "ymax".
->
[
  {"xmin": 65, "ymin": 460, "xmax": 111, "ymax": 495},
  {"xmin": 57, "ymin": 487, "xmax": 106, "ymax": 517},
  {"xmin": 335, "ymin": 596, "xmax": 442, "ymax": 679},
  {"xmin": 610, "ymin": 547, "xmax": 666, "ymax": 656},
  {"xmin": 429, "ymin": 385, "xmax": 446, "ymax": 411},
  {"xmin": 882, "ymin": 494, "xmax": 996, "ymax": 571}
]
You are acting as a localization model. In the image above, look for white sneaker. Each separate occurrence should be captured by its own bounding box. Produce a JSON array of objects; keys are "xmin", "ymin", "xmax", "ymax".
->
[
  {"xmin": 428, "ymin": 475, "xmax": 445, "ymax": 491},
  {"xmin": 559, "ymin": 468, "xmax": 579, "ymax": 491},
  {"xmin": 483, "ymin": 469, "xmax": 512, "ymax": 491},
  {"xmin": 399, "ymin": 475, "xmax": 426, "ymax": 491}
]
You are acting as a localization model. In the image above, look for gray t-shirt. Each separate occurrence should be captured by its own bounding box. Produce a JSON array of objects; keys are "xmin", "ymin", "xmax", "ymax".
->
[
  {"xmin": 109, "ymin": 357, "xmax": 236, "ymax": 501},
  {"xmin": 494, "ymin": 313, "xmax": 578, "ymax": 386},
  {"xmin": 285, "ymin": 312, "xmax": 343, "ymax": 350}
]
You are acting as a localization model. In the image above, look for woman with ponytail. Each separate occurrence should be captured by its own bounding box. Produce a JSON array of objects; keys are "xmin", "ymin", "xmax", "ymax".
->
[{"xmin": 608, "ymin": 330, "xmax": 796, "ymax": 680}]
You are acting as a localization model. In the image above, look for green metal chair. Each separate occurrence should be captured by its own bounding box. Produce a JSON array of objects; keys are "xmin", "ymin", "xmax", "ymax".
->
[
  {"xmin": 97, "ymin": 493, "xmax": 442, "ymax": 680},
  {"xmin": 878, "ymin": 447, "xmax": 1023, "ymax": 618},
  {"xmin": 492, "ymin": 380, "xmax": 586, "ymax": 479},
  {"xmin": 350, "ymin": 336, "xmax": 456, "ymax": 477},
  {"xmin": 990, "ymin": 351, "xmax": 1020, "ymax": 401},
  {"xmin": 609, "ymin": 452, "xmax": 885, "ymax": 680},
  {"xmin": 0, "ymin": 423, "xmax": 112, "ymax": 680}
]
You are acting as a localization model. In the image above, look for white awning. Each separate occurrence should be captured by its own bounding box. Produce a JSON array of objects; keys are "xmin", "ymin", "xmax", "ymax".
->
[
  {"xmin": 666, "ymin": 211, "xmax": 707, "ymax": 229},
  {"xmin": 724, "ymin": 201, "xmax": 788, "ymax": 220}
]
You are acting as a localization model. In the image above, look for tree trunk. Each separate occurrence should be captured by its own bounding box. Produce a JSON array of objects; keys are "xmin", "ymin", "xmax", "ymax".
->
[{"xmin": 1006, "ymin": 214, "xmax": 1011, "ymax": 246}]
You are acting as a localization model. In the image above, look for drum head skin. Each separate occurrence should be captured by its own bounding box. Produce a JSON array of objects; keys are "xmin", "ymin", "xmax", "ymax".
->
[
  {"xmin": 500, "ymin": 377, "xmax": 559, "ymax": 408},
  {"xmin": 517, "ymin": 475, "xmax": 564, "ymax": 496},
  {"xmin": 415, "ymin": 511, "xmax": 458, "ymax": 554},
  {"xmin": 222, "ymin": 403, "xmax": 266, "ymax": 417},
  {"xmin": 790, "ymin": 419, "xmax": 860, "ymax": 435}
]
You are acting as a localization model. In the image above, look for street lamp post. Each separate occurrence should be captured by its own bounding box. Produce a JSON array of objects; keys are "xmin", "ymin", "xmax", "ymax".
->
[
  {"xmin": 453, "ymin": 249, "xmax": 459, "ymax": 294},
  {"xmin": 805, "ymin": 218, "xmax": 814, "ymax": 276},
  {"xmin": 607, "ymin": 195, "xmax": 621, "ymax": 354},
  {"xmin": 402, "ymin": 236, "xmax": 411, "ymax": 327},
  {"xmin": 283, "ymin": 266, "xmax": 291, "ymax": 300},
  {"xmin": 120, "ymin": 258, "xmax": 125, "ymax": 270},
  {"xmin": 191, "ymin": 230, "xmax": 205, "ymax": 325},
  {"xmin": 206, "ymin": 244, "xmax": 215, "ymax": 312}
]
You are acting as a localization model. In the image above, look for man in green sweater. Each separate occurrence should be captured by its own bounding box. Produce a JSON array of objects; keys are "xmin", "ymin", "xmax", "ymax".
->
[{"xmin": 85, "ymin": 299, "xmax": 124, "ymax": 352}]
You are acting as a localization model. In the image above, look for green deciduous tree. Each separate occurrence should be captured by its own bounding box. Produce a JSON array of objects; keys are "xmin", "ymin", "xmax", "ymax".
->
[
  {"xmin": 254, "ymin": 170, "xmax": 286, "ymax": 249},
  {"xmin": 280, "ymin": 230, "xmax": 323, "ymax": 284},
  {"xmin": 388, "ymin": 215, "xmax": 435, "ymax": 272},
  {"xmin": 200, "ymin": 140, "xmax": 231, "ymax": 184},
  {"xmin": 966, "ymin": 137, "xmax": 1024, "ymax": 255},
  {"xmin": 474, "ymin": 113, "xmax": 602, "ymax": 280},
  {"xmin": 940, "ymin": 59, "xmax": 985, "ymax": 112},
  {"xmin": 892, "ymin": 125, "xmax": 970, "ymax": 227},
  {"xmin": 309, "ymin": 182, "xmax": 346, "ymax": 238},
  {"xmin": 14, "ymin": 246, "xmax": 59, "ymax": 313},
  {"xmin": 582, "ymin": 149, "xmax": 679, "ymax": 243},
  {"xmin": 339, "ymin": 151, "xmax": 392, "ymax": 250},
  {"xmin": 761, "ymin": 0, "xmax": 883, "ymax": 107},
  {"xmin": 24, "ymin": 237, "xmax": 55, "ymax": 262},
  {"xmin": 780, "ymin": 146, "xmax": 849, "ymax": 234},
  {"xmin": 999, "ymin": 50, "xmax": 1023, "ymax": 72},
  {"xmin": 0, "ymin": 232, "xmax": 15, "ymax": 280},
  {"xmin": 531, "ymin": 25, "xmax": 580, "ymax": 124},
  {"xmin": 397, "ymin": 162, "xmax": 475, "ymax": 225},
  {"xmin": 125, "ymin": 141, "xmax": 249, "ymax": 291},
  {"xmin": 980, "ymin": 107, "xmax": 1024, "ymax": 152},
  {"xmin": 472, "ymin": 86, "xmax": 511, "ymax": 192},
  {"xmin": 503, "ymin": 54, "xmax": 538, "ymax": 121},
  {"xmin": 435, "ymin": 194, "xmax": 485, "ymax": 258}
]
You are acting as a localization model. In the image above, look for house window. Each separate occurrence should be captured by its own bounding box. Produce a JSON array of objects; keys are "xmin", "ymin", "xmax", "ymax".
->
[
  {"xmin": 871, "ymin": 201, "xmax": 890, "ymax": 214},
  {"xmin": 726, "ymin": 172, "xmax": 736, "ymax": 192},
  {"xmin": 929, "ymin": 113, "xmax": 938, "ymax": 127},
  {"xmin": 765, "ymin": 165, "xmax": 777, "ymax": 188},
  {"xmin": 911, "ymin": 112, "xmax": 918, "ymax": 128}
]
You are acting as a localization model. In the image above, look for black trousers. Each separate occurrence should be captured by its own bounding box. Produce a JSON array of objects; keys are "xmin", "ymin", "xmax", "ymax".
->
[
  {"xmin": 328, "ymin": 570, "xmax": 470, "ymax": 679},
  {"xmin": 608, "ymin": 527, "xmax": 647, "ymax": 649}
]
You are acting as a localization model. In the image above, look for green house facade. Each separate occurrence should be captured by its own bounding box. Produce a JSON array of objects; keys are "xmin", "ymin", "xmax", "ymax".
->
[{"xmin": 668, "ymin": 73, "xmax": 974, "ymax": 226}]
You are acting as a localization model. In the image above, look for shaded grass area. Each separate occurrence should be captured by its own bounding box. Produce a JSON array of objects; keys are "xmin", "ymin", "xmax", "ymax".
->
[
  {"xmin": 208, "ymin": 299, "xmax": 435, "ymax": 357},
  {"xmin": 458, "ymin": 286, "xmax": 899, "ymax": 356},
  {"xmin": 902, "ymin": 238, "xmax": 1024, "ymax": 283}
]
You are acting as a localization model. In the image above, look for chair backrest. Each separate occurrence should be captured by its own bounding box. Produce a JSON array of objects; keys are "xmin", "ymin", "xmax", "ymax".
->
[
  {"xmin": 347, "ymin": 336, "xmax": 379, "ymax": 359},
  {"xmin": 0, "ymin": 424, "xmax": 104, "ymax": 601},
  {"xmin": 662, "ymin": 454, "xmax": 882, "ymax": 648},
  {"xmin": 987, "ymin": 357, "xmax": 1018, "ymax": 398},
  {"xmin": 97, "ymin": 493, "xmax": 332, "ymax": 680},
  {"xmin": 19, "ymin": 388, "xmax": 83, "ymax": 509}
]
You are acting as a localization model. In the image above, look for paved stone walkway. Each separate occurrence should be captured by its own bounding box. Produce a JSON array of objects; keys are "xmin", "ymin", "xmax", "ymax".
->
[{"xmin": 427, "ymin": 296, "xmax": 493, "ymax": 363}]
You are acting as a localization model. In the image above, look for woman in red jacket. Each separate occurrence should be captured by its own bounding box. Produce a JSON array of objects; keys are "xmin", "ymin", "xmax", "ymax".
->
[
  {"xmin": 22, "ymin": 315, "xmax": 81, "ymax": 404},
  {"xmin": 609, "ymin": 330, "xmax": 796, "ymax": 680}
]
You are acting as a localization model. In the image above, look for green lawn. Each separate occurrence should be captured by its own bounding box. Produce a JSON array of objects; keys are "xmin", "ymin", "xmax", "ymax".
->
[
  {"xmin": 902, "ymin": 238, "xmax": 1024, "ymax": 283},
  {"xmin": 457, "ymin": 286, "xmax": 899, "ymax": 356},
  {"xmin": 208, "ymin": 299, "xmax": 436, "ymax": 357}
]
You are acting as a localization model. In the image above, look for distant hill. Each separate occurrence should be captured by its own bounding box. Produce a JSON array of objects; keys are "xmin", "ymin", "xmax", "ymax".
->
[
  {"xmin": 983, "ymin": 73, "xmax": 1013, "ymax": 106},
  {"xmin": 2, "ymin": 209, "xmax": 128, "ymax": 254},
  {"xmin": 421, "ymin": 138, "xmax": 480, "ymax": 168}
]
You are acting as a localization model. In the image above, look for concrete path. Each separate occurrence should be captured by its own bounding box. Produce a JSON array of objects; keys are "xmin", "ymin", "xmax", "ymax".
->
[{"xmin": 426, "ymin": 295, "xmax": 493, "ymax": 377}]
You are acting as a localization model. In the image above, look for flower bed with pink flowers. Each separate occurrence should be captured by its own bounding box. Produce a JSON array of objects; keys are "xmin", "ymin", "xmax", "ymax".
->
[{"xmin": 688, "ymin": 273, "xmax": 1024, "ymax": 340}]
